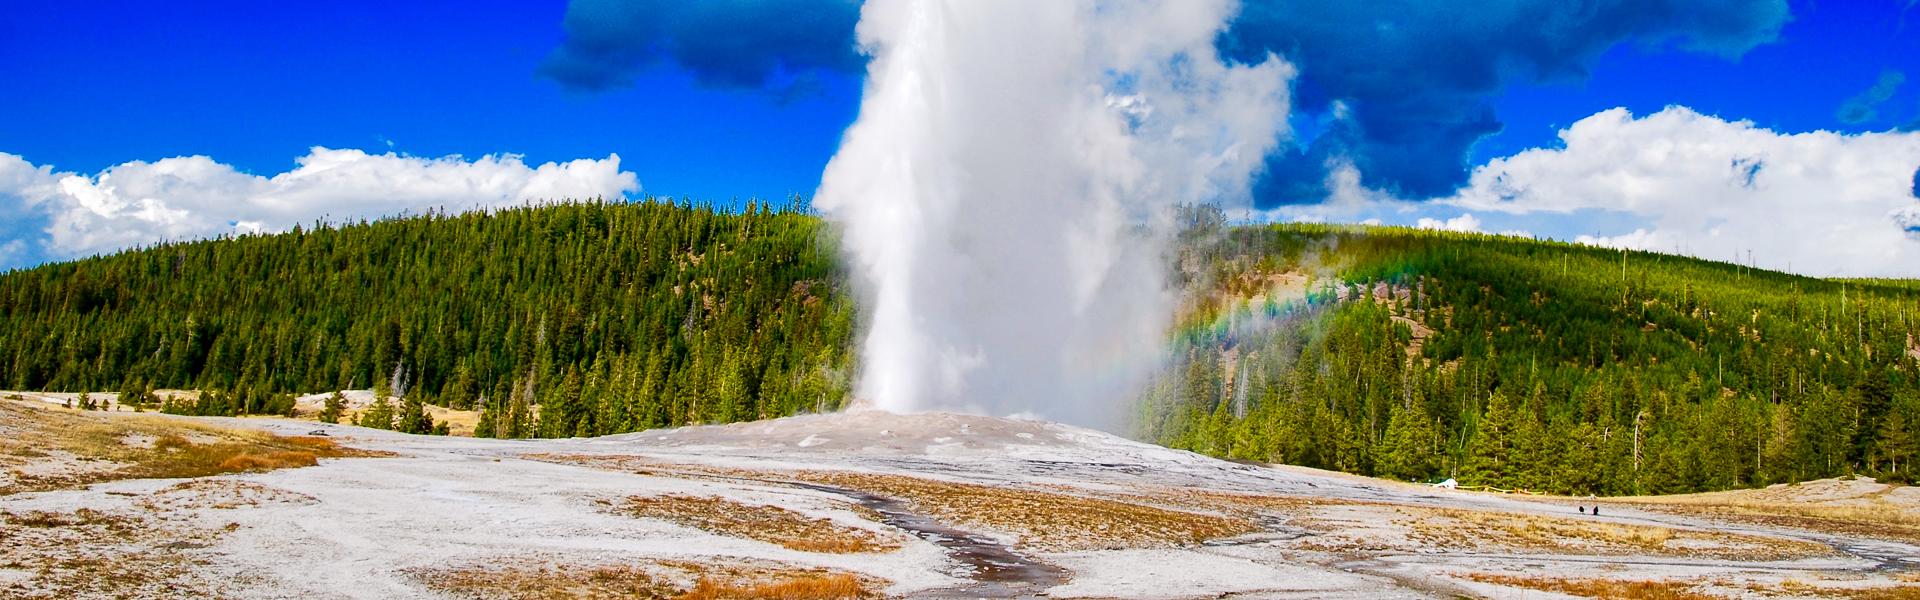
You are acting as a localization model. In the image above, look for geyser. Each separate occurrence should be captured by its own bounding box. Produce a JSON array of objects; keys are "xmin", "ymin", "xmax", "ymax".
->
[{"xmin": 813, "ymin": 0, "xmax": 1292, "ymax": 428}]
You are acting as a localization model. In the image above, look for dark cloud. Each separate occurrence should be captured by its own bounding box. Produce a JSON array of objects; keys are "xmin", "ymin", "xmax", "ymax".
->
[
  {"xmin": 1838, "ymin": 70, "xmax": 1907, "ymax": 125},
  {"xmin": 542, "ymin": 0, "xmax": 1789, "ymax": 204},
  {"xmin": 1223, "ymin": 0, "xmax": 1789, "ymax": 202},
  {"xmin": 541, "ymin": 0, "xmax": 863, "ymax": 93}
]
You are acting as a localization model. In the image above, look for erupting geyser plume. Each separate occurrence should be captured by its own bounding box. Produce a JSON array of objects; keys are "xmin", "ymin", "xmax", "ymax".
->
[{"xmin": 814, "ymin": 0, "xmax": 1292, "ymax": 428}]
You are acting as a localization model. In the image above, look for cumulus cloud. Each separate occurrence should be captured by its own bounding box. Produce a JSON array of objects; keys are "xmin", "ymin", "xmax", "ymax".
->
[
  {"xmin": 1416, "ymin": 213, "xmax": 1483, "ymax": 233},
  {"xmin": 1221, "ymin": 0, "xmax": 1789, "ymax": 202},
  {"xmin": 0, "ymin": 148, "xmax": 638, "ymax": 265},
  {"xmin": 1448, "ymin": 107, "xmax": 1920, "ymax": 276},
  {"xmin": 1838, "ymin": 70, "xmax": 1906, "ymax": 125},
  {"xmin": 541, "ymin": 0, "xmax": 862, "ymax": 93}
]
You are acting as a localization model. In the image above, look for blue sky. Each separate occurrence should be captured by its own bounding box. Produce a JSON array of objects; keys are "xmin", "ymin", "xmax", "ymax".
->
[
  {"xmin": 1, "ymin": 0, "xmax": 1918, "ymax": 274},
  {"xmin": 1480, "ymin": 1, "xmax": 1920, "ymax": 161},
  {"xmin": 0, "ymin": 1, "xmax": 857, "ymax": 202}
]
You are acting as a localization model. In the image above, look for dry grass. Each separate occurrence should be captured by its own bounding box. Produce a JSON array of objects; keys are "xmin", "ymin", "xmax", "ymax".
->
[
  {"xmin": 677, "ymin": 573, "xmax": 872, "ymax": 600},
  {"xmin": 215, "ymin": 450, "xmax": 320, "ymax": 471},
  {"xmin": 618, "ymin": 494, "xmax": 899, "ymax": 554},
  {"xmin": 1405, "ymin": 507, "xmax": 1830, "ymax": 561},
  {"xmin": 1085, "ymin": 485, "xmax": 1368, "ymax": 518},
  {"xmin": 0, "ymin": 506, "xmax": 219, "ymax": 598},
  {"xmin": 0, "ymin": 397, "xmax": 381, "ymax": 494},
  {"xmin": 537, "ymin": 454, "xmax": 1263, "ymax": 551},
  {"xmin": 1741, "ymin": 579, "xmax": 1920, "ymax": 599},
  {"xmin": 532, "ymin": 455, "xmax": 1257, "ymax": 552},
  {"xmin": 1427, "ymin": 508, "xmax": 1673, "ymax": 550},
  {"xmin": 798, "ymin": 471, "xmax": 1257, "ymax": 551},
  {"xmin": 414, "ymin": 564, "xmax": 680, "ymax": 599},
  {"xmin": 137, "ymin": 479, "xmax": 319, "ymax": 511},
  {"xmin": 1610, "ymin": 481, "xmax": 1920, "ymax": 544},
  {"xmin": 413, "ymin": 559, "xmax": 879, "ymax": 600},
  {"xmin": 1466, "ymin": 574, "xmax": 1717, "ymax": 600}
]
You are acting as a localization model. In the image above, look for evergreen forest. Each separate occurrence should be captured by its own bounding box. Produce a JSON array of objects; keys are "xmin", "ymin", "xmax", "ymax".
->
[
  {"xmin": 4, "ymin": 201, "xmax": 1916, "ymax": 495},
  {"xmin": 0, "ymin": 200, "xmax": 857, "ymax": 438}
]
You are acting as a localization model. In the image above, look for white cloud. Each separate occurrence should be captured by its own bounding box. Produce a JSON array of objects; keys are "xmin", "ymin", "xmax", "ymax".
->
[
  {"xmin": 0, "ymin": 240, "xmax": 23, "ymax": 267},
  {"xmin": 0, "ymin": 148, "xmax": 639, "ymax": 261},
  {"xmin": 1450, "ymin": 107, "xmax": 1920, "ymax": 277},
  {"xmin": 1416, "ymin": 213, "xmax": 1482, "ymax": 233}
]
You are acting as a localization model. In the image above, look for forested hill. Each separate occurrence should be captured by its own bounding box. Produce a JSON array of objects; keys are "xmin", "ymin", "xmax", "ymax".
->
[
  {"xmin": 1142, "ymin": 219, "xmax": 1920, "ymax": 496},
  {"xmin": 0, "ymin": 200, "xmax": 857, "ymax": 437},
  {"xmin": 5, "ymin": 201, "xmax": 1918, "ymax": 496}
]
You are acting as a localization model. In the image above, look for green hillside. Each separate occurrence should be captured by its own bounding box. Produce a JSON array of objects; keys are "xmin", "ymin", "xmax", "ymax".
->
[
  {"xmin": 1143, "ymin": 214, "xmax": 1920, "ymax": 495},
  {"xmin": 0, "ymin": 200, "xmax": 856, "ymax": 436},
  {"xmin": 4, "ymin": 201, "xmax": 1916, "ymax": 495}
]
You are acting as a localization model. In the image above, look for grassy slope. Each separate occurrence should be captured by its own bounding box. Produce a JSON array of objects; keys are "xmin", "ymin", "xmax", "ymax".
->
[{"xmin": 1146, "ymin": 223, "xmax": 1920, "ymax": 495}]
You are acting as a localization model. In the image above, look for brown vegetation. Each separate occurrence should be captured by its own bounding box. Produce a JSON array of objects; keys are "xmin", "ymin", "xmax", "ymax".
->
[
  {"xmin": 412, "ymin": 559, "xmax": 879, "ymax": 600},
  {"xmin": 533, "ymin": 455, "xmax": 1257, "ymax": 551},
  {"xmin": 677, "ymin": 573, "xmax": 871, "ymax": 600},
  {"xmin": 799, "ymin": 471, "xmax": 1257, "ymax": 551},
  {"xmin": 1407, "ymin": 507, "xmax": 1830, "ymax": 561},
  {"xmin": 1610, "ymin": 478, "xmax": 1920, "ymax": 544},
  {"xmin": 414, "ymin": 564, "xmax": 679, "ymax": 599},
  {"xmin": 1467, "ymin": 574, "xmax": 1717, "ymax": 600},
  {"xmin": 0, "ymin": 506, "xmax": 218, "ymax": 598},
  {"xmin": 0, "ymin": 397, "xmax": 379, "ymax": 494},
  {"xmin": 137, "ymin": 479, "xmax": 319, "ymax": 511},
  {"xmin": 618, "ymin": 494, "xmax": 899, "ymax": 554},
  {"xmin": 1469, "ymin": 574, "xmax": 1920, "ymax": 600}
]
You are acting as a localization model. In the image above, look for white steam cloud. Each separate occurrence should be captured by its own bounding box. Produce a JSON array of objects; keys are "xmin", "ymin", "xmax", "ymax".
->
[{"xmin": 813, "ymin": 0, "xmax": 1291, "ymax": 427}]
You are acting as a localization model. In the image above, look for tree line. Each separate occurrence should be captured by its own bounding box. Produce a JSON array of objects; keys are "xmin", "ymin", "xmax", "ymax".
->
[
  {"xmin": 1141, "ymin": 217, "xmax": 1920, "ymax": 495},
  {"xmin": 0, "ymin": 199, "xmax": 856, "ymax": 437}
]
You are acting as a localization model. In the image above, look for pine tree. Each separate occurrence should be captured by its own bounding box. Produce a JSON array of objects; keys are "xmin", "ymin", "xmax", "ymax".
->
[
  {"xmin": 397, "ymin": 394, "xmax": 434, "ymax": 434},
  {"xmin": 473, "ymin": 394, "xmax": 498, "ymax": 438},
  {"xmin": 1873, "ymin": 398, "xmax": 1918, "ymax": 483},
  {"xmin": 538, "ymin": 366, "xmax": 583, "ymax": 438},
  {"xmin": 359, "ymin": 395, "xmax": 396, "ymax": 431},
  {"xmin": 1463, "ymin": 391, "xmax": 1521, "ymax": 488},
  {"xmin": 505, "ymin": 376, "xmax": 534, "ymax": 439},
  {"xmin": 1377, "ymin": 402, "xmax": 1441, "ymax": 481},
  {"xmin": 319, "ymin": 391, "xmax": 347, "ymax": 424}
]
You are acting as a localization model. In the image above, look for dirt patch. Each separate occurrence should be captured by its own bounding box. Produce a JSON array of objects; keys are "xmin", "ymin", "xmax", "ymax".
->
[
  {"xmin": 1405, "ymin": 507, "xmax": 1831, "ymax": 561},
  {"xmin": 1610, "ymin": 478, "xmax": 1920, "ymax": 544},
  {"xmin": 1465, "ymin": 573, "xmax": 1718, "ymax": 600},
  {"xmin": 411, "ymin": 558, "xmax": 880, "ymax": 600},
  {"xmin": 0, "ymin": 507, "xmax": 221, "ymax": 599},
  {"xmin": 1754, "ymin": 580, "xmax": 1920, "ymax": 599},
  {"xmin": 797, "ymin": 472, "xmax": 1257, "ymax": 552},
  {"xmin": 614, "ymin": 494, "xmax": 900, "ymax": 554},
  {"xmin": 1467, "ymin": 573, "xmax": 1920, "ymax": 600},
  {"xmin": 138, "ymin": 479, "xmax": 319, "ymax": 511},
  {"xmin": 528, "ymin": 454, "xmax": 760, "ymax": 483},
  {"xmin": 536, "ymin": 454, "xmax": 1260, "ymax": 551},
  {"xmin": 0, "ymin": 397, "xmax": 383, "ymax": 494},
  {"xmin": 1085, "ymin": 485, "xmax": 1365, "ymax": 517}
]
